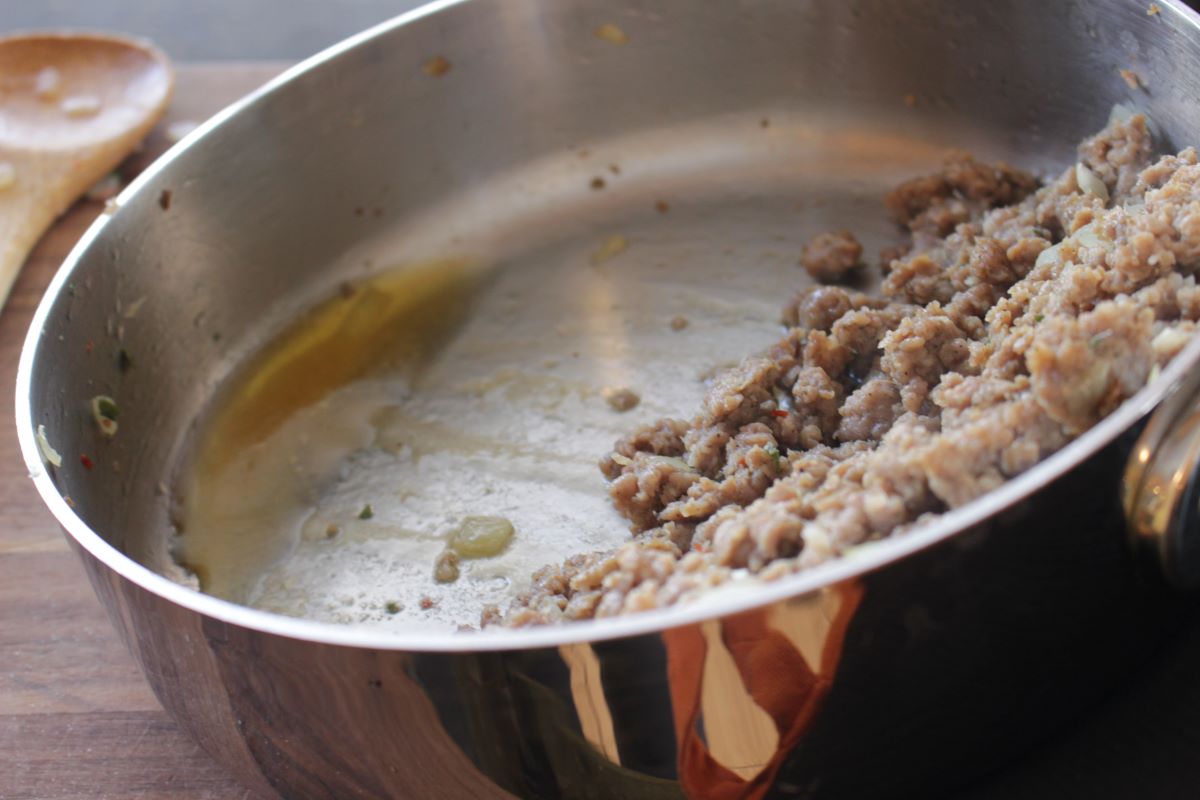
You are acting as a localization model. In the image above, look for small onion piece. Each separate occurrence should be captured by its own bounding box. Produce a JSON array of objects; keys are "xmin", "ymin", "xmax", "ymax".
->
[
  {"xmin": 36, "ymin": 425, "xmax": 63, "ymax": 468},
  {"xmin": 449, "ymin": 516, "xmax": 515, "ymax": 558},
  {"xmin": 1035, "ymin": 242, "xmax": 1063, "ymax": 269},
  {"xmin": 648, "ymin": 455, "xmax": 694, "ymax": 472},
  {"xmin": 1075, "ymin": 163, "xmax": 1110, "ymax": 203}
]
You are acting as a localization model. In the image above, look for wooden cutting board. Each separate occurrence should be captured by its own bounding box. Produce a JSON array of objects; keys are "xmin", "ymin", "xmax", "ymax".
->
[
  {"xmin": 0, "ymin": 62, "xmax": 284, "ymax": 800},
  {"xmin": 5, "ymin": 59, "xmax": 1200, "ymax": 800}
]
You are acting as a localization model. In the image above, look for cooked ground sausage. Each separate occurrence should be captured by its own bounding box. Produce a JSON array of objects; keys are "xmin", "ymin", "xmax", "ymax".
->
[
  {"xmin": 497, "ymin": 114, "xmax": 1200, "ymax": 626},
  {"xmin": 800, "ymin": 230, "xmax": 864, "ymax": 283}
]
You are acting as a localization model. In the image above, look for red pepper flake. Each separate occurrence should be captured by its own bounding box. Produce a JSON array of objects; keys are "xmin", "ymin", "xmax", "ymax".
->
[
  {"xmin": 739, "ymin": 459, "xmax": 748, "ymax": 468},
  {"xmin": 80, "ymin": 454, "xmax": 94, "ymax": 470},
  {"xmin": 84, "ymin": 340, "xmax": 94, "ymax": 354},
  {"xmin": 419, "ymin": 596, "xmax": 435, "ymax": 610},
  {"xmin": 771, "ymin": 409, "xmax": 789, "ymax": 418}
]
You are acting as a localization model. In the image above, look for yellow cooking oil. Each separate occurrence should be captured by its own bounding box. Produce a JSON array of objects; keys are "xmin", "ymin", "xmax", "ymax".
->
[{"xmin": 175, "ymin": 258, "xmax": 484, "ymax": 597}]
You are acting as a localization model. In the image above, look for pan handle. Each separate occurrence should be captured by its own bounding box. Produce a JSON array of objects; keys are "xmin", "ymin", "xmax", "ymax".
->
[{"xmin": 1123, "ymin": 365, "xmax": 1200, "ymax": 590}]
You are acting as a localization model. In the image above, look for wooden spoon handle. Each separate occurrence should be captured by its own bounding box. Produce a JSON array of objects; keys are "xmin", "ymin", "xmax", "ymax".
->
[{"xmin": 0, "ymin": 193, "xmax": 49, "ymax": 311}]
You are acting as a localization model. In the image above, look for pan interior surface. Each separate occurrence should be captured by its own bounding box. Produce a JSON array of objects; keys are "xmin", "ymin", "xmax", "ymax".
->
[
  {"xmin": 20, "ymin": 0, "xmax": 1200, "ymax": 642},
  {"xmin": 173, "ymin": 113, "xmax": 944, "ymax": 632}
]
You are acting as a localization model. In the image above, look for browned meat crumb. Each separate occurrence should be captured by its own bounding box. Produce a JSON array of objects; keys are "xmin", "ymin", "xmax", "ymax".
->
[
  {"xmin": 884, "ymin": 151, "xmax": 1039, "ymax": 236},
  {"xmin": 800, "ymin": 230, "xmax": 863, "ymax": 283},
  {"xmin": 781, "ymin": 286, "xmax": 882, "ymax": 330},
  {"xmin": 480, "ymin": 604, "xmax": 502, "ymax": 626},
  {"xmin": 433, "ymin": 549, "xmax": 460, "ymax": 583},
  {"xmin": 669, "ymin": 315, "xmax": 689, "ymax": 331},
  {"xmin": 422, "ymin": 56, "xmax": 452, "ymax": 77},
  {"xmin": 590, "ymin": 177, "xmax": 606, "ymax": 190},
  {"xmin": 494, "ymin": 113, "xmax": 1198, "ymax": 627},
  {"xmin": 603, "ymin": 386, "xmax": 641, "ymax": 412}
]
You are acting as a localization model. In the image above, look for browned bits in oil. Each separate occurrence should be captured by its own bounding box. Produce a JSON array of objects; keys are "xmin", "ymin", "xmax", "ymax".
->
[
  {"xmin": 590, "ymin": 176, "xmax": 606, "ymax": 190},
  {"xmin": 423, "ymin": 55, "xmax": 452, "ymax": 77},
  {"xmin": 594, "ymin": 23, "xmax": 628, "ymax": 45},
  {"xmin": 655, "ymin": 200, "xmax": 670, "ymax": 214},
  {"xmin": 1119, "ymin": 68, "xmax": 1143, "ymax": 90},
  {"xmin": 325, "ymin": 523, "xmax": 341, "ymax": 539},
  {"xmin": 669, "ymin": 315, "xmax": 689, "ymax": 331},
  {"xmin": 1148, "ymin": 3, "xmax": 1162, "ymax": 15},
  {"xmin": 590, "ymin": 234, "xmax": 628, "ymax": 265},
  {"xmin": 158, "ymin": 189, "xmax": 172, "ymax": 210},
  {"xmin": 603, "ymin": 386, "xmax": 641, "ymax": 412},
  {"xmin": 608, "ymin": 163, "xmax": 621, "ymax": 175},
  {"xmin": 760, "ymin": 118, "xmax": 771, "ymax": 129},
  {"xmin": 433, "ymin": 549, "xmax": 461, "ymax": 583},
  {"xmin": 903, "ymin": 93, "xmax": 918, "ymax": 108}
]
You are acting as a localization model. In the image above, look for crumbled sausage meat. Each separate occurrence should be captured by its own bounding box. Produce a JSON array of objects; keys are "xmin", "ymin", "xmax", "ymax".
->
[
  {"xmin": 494, "ymin": 114, "xmax": 1199, "ymax": 626},
  {"xmin": 800, "ymin": 230, "xmax": 864, "ymax": 283}
]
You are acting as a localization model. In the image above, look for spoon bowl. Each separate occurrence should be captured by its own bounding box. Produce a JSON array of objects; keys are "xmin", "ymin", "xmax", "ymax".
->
[{"xmin": 0, "ymin": 32, "xmax": 172, "ymax": 306}]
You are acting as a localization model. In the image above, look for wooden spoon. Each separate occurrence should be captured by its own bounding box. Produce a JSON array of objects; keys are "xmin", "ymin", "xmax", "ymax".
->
[{"xmin": 0, "ymin": 32, "xmax": 173, "ymax": 308}]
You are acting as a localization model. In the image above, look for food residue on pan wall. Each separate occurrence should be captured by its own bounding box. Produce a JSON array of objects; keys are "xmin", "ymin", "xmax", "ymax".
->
[
  {"xmin": 422, "ymin": 55, "xmax": 452, "ymax": 77},
  {"xmin": 594, "ymin": 23, "xmax": 628, "ymax": 45}
]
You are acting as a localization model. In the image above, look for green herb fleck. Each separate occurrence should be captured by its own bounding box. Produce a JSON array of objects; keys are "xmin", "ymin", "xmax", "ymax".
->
[
  {"xmin": 67, "ymin": 282, "xmax": 77, "ymax": 297},
  {"xmin": 95, "ymin": 397, "xmax": 118, "ymax": 421},
  {"xmin": 358, "ymin": 504, "xmax": 375, "ymax": 520},
  {"xmin": 90, "ymin": 395, "xmax": 119, "ymax": 438},
  {"xmin": 1089, "ymin": 331, "xmax": 1111, "ymax": 350},
  {"xmin": 385, "ymin": 600, "xmax": 401, "ymax": 614},
  {"xmin": 1034, "ymin": 314, "xmax": 1044, "ymax": 323},
  {"xmin": 765, "ymin": 443, "xmax": 782, "ymax": 470},
  {"xmin": 211, "ymin": 331, "xmax": 222, "ymax": 343}
]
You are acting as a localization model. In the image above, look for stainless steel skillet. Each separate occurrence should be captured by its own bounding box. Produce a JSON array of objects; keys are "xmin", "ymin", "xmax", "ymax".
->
[{"xmin": 16, "ymin": 0, "xmax": 1200, "ymax": 797}]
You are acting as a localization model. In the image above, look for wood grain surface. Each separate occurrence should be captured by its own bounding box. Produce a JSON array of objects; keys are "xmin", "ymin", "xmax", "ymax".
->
[{"xmin": 4, "ymin": 61, "xmax": 1200, "ymax": 800}]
